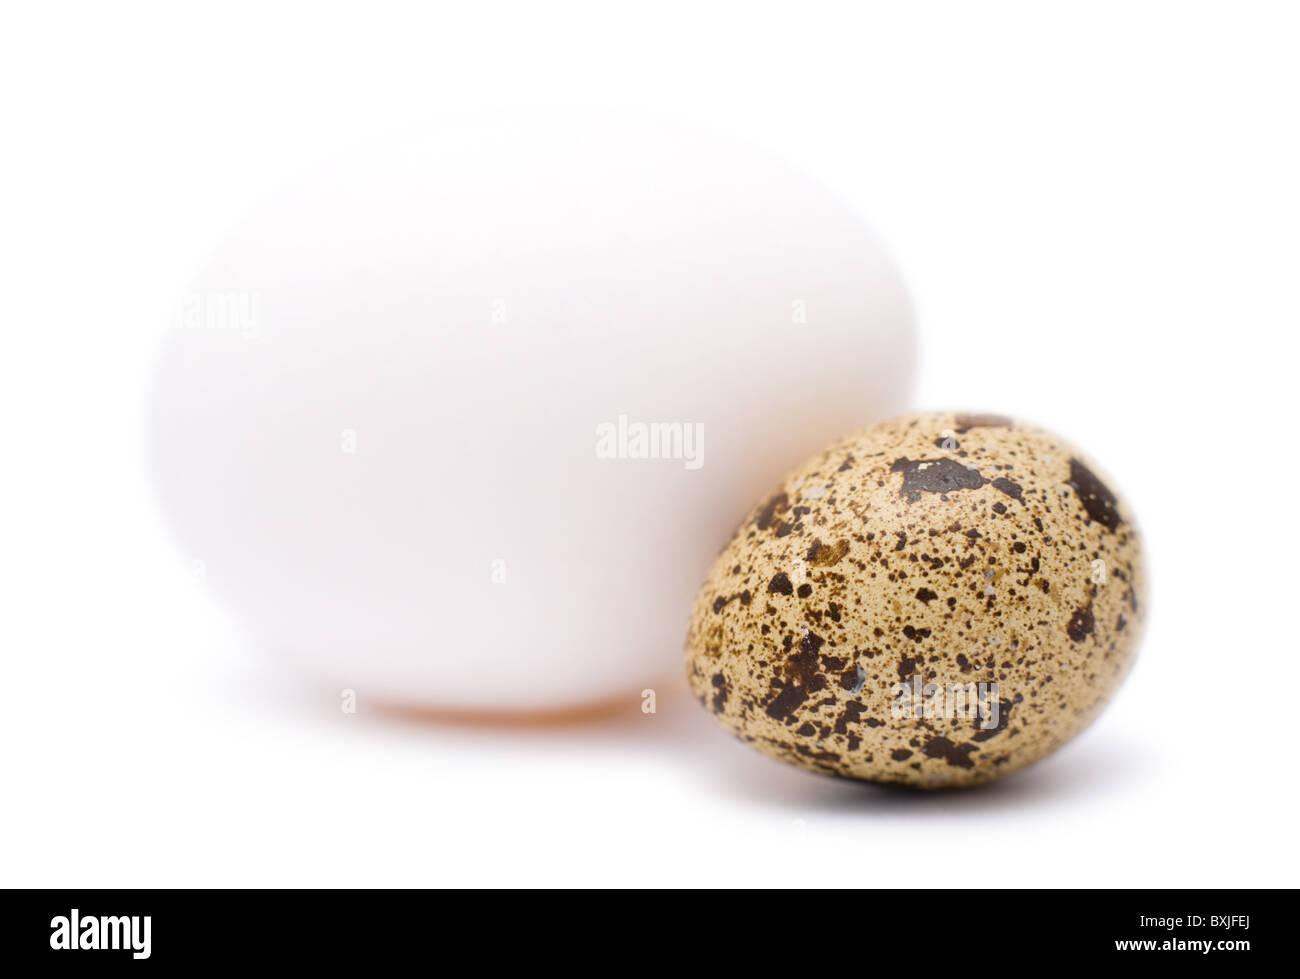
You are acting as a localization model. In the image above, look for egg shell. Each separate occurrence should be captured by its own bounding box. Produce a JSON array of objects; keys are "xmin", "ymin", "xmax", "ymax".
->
[
  {"xmin": 685, "ymin": 412, "xmax": 1145, "ymax": 787},
  {"xmin": 148, "ymin": 111, "xmax": 915, "ymax": 710}
]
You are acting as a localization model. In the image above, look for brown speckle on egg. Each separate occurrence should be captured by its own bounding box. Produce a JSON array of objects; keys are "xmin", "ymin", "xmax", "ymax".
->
[{"xmin": 684, "ymin": 411, "xmax": 1146, "ymax": 789}]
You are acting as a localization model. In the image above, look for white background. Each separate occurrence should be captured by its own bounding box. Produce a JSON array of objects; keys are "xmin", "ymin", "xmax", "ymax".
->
[{"xmin": 3, "ymin": 1, "xmax": 1298, "ymax": 887}]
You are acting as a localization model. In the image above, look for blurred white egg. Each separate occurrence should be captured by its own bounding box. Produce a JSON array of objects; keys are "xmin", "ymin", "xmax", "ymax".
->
[{"xmin": 148, "ymin": 110, "xmax": 915, "ymax": 710}]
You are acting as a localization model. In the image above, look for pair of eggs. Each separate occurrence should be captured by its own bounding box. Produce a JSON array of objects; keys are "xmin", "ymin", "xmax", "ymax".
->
[{"xmin": 150, "ymin": 113, "xmax": 1143, "ymax": 787}]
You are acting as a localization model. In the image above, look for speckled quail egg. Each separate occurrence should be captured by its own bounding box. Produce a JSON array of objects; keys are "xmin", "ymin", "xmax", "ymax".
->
[{"xmin": 685, "ymin": 412, "xmax": 1145, "ymax": 788}]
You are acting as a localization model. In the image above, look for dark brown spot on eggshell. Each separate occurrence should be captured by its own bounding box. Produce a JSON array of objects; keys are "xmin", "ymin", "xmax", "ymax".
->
[
  {"xmin": 1067, "ymin": 603, "xmax": 1096, "ymax": 642},
  {"xmin": 923, "ymin": 737, "xmax": 977, "ymax": 769},
  {"xmin": 807, "ymin": 538, "xmax": 850, "ymax": 567},
  {"xmin": 755, "ymin": 492, "xmax": 789, "ymax": 532},
  {"xmin": 991, "ymin": 476, "xmax": 1023, "ymax": 500},
  {"xmin": 891, "ymin": 457, "xmax": 987, "ymax": 502},
  {"xmin": 1068, "ymin": 458, "xmax": 1122, "ymax": 531},
  {"xmin": 954, "ymin": 413, "xmax": 1013, "ymax": 432}
]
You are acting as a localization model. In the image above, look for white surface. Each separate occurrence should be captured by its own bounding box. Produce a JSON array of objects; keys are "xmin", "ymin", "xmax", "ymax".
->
[
  {"xmin": 147, "ymin": 110, "xmax": 914, "ymax": 709},
  {"xmin": 3, "ymin": 0, "xmax": 1298, "ymax": 888}
]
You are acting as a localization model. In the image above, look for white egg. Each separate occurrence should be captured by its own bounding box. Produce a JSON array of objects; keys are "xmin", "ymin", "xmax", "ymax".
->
[{"xmin": 148, "ymin": 111, "xmax": 915, "ymax": 710}]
